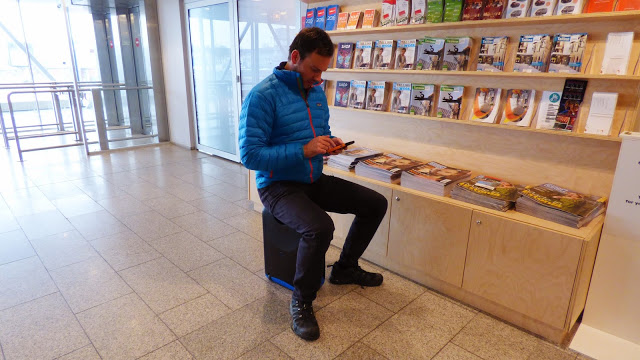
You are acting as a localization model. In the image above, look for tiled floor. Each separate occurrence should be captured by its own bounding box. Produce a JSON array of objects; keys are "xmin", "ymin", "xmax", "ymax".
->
[{"xmin": 0, "ymin": 143, "xmax": 593, "ymax": 360}]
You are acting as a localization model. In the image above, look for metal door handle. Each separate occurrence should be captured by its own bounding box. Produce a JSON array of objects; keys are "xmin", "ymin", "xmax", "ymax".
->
[
  {"xmin": 476, "ymin": 220, "xmax": 482, "ymax": 225},
  {"xmin": 395, "ymin": 196, "xmax": 400, "ymax": 201}
]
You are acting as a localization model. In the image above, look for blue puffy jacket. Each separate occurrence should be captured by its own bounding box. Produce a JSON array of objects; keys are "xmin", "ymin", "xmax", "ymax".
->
[{"xmin": 239, "ymin": 62, "xmax": 331, "ymax": 189}]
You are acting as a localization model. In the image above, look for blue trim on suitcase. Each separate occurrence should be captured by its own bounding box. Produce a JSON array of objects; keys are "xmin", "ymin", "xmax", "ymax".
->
[
  {"xmin": 266, "ymin": 275, "xmax": 295, "ymax": 291},
  {"xmin": 265, "ymin": 274, "xmax": 325, "ymax": 291}
]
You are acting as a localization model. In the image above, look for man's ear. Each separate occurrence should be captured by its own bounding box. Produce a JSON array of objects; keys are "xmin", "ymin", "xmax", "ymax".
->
[{"xmin": 290, "ymin": 50, "xmax": 300, "ymax": 65}]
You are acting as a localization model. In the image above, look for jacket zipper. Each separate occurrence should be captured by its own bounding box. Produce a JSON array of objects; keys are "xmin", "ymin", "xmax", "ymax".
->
[{"xmin": 298, "ymin": 79, "xmax": 316, "ymax": 183}]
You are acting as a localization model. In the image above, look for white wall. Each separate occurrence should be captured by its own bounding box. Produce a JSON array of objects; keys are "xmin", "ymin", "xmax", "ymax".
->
[{"xmin": 156, "ymin": 0, "xmax": 195, "ymax": 149}]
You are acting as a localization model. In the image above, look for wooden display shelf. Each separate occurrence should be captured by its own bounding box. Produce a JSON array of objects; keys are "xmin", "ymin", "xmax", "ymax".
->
[
  {"xmin": 329, "ymin": 106, "xmax": 623, "ymax": 142},
  {"xmin": 324, "ymin": 166, "xmax": 604, "ymax": 239},
  {"xmin": 322, "ymin": 11, "xmax": 640, "ymax": 36},
  {"xmin": 324, "ymin": 68, "xmax": 640, "ymax": 83}
]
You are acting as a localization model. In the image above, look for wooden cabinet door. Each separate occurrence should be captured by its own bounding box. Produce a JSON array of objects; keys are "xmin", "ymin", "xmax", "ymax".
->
[
  {"xmin": 327, "ymin": 175, "xmax": 392, "ymax": 265},
  {"xmin": 463, "ymin": 211, "xmax": 583, "ymax": 329},
  {"xmin": 387, "ymin": 189, "xmax": 472, "ymax": 287}
]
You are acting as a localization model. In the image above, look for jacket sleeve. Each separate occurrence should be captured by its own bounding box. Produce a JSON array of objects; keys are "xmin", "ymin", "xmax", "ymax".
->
[
  {"xmin": 238, "ymin": 90, "xmax": 305, "ymax": 171},
  {"xmin": 323, "ymin": 104, "xmax": 332, "ymax": 138}
]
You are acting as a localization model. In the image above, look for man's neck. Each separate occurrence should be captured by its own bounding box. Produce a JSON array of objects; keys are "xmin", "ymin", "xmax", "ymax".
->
[{"xmin": 284, "ymin": 61, "xmax": 293, "ymax": 71}]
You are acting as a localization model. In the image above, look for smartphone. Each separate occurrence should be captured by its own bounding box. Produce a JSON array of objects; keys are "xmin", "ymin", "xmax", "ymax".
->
[{"xmin": 328, "ymin": 140, "xmax": 354, "ymax": 153}]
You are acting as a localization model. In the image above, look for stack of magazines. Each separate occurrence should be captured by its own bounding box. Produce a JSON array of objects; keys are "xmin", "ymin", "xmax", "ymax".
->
[
  {"xmin": 401, "ymin": 162, "xmax": 472, "ymax": 196},
  {"xmin": 451, "ymin": 175, "xmax": 519, "ymax": 211},
  {"xmin": 355, "ymin": 153, "xmax": 424, "ymax": 183},
  {"xmin": 327, "ymin": 147, "xmax": 382, "ymax": 171},
  {"xmin": 516, "ymin": 183, "xmax": 607, "ymax": 228}
]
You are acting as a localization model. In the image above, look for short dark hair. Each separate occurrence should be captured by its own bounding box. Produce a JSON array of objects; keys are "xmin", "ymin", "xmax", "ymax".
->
[{"xmin": 289, "ymin": 28, "xmax": 334, "ymax": 60}]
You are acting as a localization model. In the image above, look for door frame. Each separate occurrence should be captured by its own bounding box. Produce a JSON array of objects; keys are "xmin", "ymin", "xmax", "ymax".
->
[{"xmin": 184, "ymin": 0, "xmax": 242, "ymax": 162}]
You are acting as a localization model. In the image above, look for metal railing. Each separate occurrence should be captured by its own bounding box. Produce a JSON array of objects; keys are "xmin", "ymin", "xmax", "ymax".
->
[{"xmin": 1, "ymin": 82, "xmax": 156, "ymax": 161}]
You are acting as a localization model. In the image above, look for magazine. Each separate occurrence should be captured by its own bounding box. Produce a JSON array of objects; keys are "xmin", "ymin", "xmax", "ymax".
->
[
  {"xmin": 396, "ymin": 39, "xmax": 418, "ymax": 70},
  {"xmin": 505, "ymin": 0, "xmax": 531, "ymax": 18},
  {"xmin": 477, "ymin": 36, "xmax": 508, "ymax": 72},
  {"xmin": 335, "ymin": 43, "xmax": 354, "ymax": 69},
  {"xmin": 549, "ymin": 33, "xmax": 588, "ymax": 73},
  {"xmin": 354, "ymin": 41, "xmax": 374, "ymax": 69},
  {"xmin": 556, "ymin": 0, "xmax": 585, "ymax": 15},
  {"xmin": 535, "ymin": 91, "xmax": 562, "ymax": 129},
  {"xmin": 366, "ymin": 81, "xmax": 388, "ymax": 111},
  {"xmin": 381, "ymin": 0, "xmax": 397, "ymax": 26},
  {"xmin": 516, "ymin": 183, "xmax": 606, "ymax": 228},
  {"xmin": 462, "ymin": 0, "xmax": 486, "ymax": 20},
  {"xmin": 348, "ymin": 80, "xmax": 367, "ymax": 109},
  {"xmin": 410, "ymin": 84, "xmax": 436, "ymax": 116},
  {"xmin": 442, "ymin": 37, "xmax": 472, "ymax": 71},
  {"xmin": 327, "ymin": 147, "xmax": 382, "ymax": 171},
  {"xmin": 514, "ymin": 34, "xmax": 552, "ymax": 73},
  {"xmin": 501, "ymin": 89, "xmax": 536, "ymax": 127},
  {"xmin": 416, "ymin": 37, "xmax": 445, "ymax": 70},
  {"xmin": 334, "ymin": 81, "xmax": 351, "ymax": 108},
  {"xmin": 428, "ymin": 0, "xmax": 445, "ymax": 22},
  {"xmin": 402, "ymin": 161, "xmax": 472, "ymax": 196},
  {"xmin": 483, "ymin": 0, "xmax": 507, "ymax": 18},
  {"xmin": 346, "ymin": 11, "xmax": 363, "ymax": 29},
  {"xmin": 412, "ymin": 0, "xmax": 428, "ymax": 23},
  {"xmin": 396, "ymin": 0, "xmax": 411, "ymax": 25},
  {"xmin": 437, "ymin": 85, "xmax": 464, "ymax": 119},
  {"xmin": 444, "ymin": 0, "xmax": 465, "ymax": 21},
  {"xmin": 373, "ymin": 40, "xmax": 396, "ymax": 70},
  {"xmin": 362, "ymin": 9, "xmax": 380, "ymax": 28},
  {"xmin": 451, "ymin": 175, "xmax": 520, "ymax": 211},
  {"xmin": 471, "ymin": 88, "xmax": 502, "ymax": 123},
  {"xmin": 529, "ymin": 0, "xmax": 557, "ymax": 16},
  {"xmin": 355, "ymin": 153, "xmax": 425, "ymax": 183},
  {"xmin": 553, "ymin": 79, "xmax": 587, "ymax": 131},
  {"xmin": 391, "ymin": 82, "xmax": 413, "ymax": 114}
]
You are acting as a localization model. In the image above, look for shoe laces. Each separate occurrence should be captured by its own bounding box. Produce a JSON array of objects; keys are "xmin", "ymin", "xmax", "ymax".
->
[{"xmin": 292, "ymin": 301, "xmax": 314, "ymax": 319}]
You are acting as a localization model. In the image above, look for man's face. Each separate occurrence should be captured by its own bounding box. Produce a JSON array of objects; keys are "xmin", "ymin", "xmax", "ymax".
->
[{"xmin": 291, "ymin": 50, "xmax": 331, "ymax": 89}]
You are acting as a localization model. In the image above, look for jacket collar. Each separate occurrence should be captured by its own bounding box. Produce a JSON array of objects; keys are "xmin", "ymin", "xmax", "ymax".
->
[{"xmin": 273, "ymin": 61, "xmax": 324, "ymax": 92}]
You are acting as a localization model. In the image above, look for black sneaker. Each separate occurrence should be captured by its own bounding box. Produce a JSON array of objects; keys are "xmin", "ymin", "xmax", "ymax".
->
[
  {"xmin": 328, "ymin": 262, "xmax": 383, "ymax": 287},
  {"xmin": 290, "ymin": 299, "xmax": 320, "ymax": 341}
]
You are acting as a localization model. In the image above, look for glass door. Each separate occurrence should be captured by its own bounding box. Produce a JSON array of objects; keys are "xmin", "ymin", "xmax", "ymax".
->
[{"xmin": 186, "ymin": 0, "xmax": 241, "ymax": 161}]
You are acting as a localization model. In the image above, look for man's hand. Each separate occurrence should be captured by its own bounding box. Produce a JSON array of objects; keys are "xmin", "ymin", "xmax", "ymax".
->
[
  {"xmin": 303, "ymin": 136, "xmax": 336, "ymax": 158},
  {"xmin": 327, "ymin": 137, "xmax": 345, "ymax": 155}
]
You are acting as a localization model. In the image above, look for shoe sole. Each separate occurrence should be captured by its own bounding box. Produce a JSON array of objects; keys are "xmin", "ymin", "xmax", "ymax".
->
[{"xmin": 329, "ymin": 277, "xmax": 383, "ymax": 287}]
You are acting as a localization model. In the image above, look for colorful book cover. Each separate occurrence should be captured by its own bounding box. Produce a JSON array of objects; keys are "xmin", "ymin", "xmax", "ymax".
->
[
  {"xmin": 346, "ymin": 11, "xmax": 363, "ymax": 29},
  {"xmin": 335, "ymin": 43, "xmax": 354, "ymax": 69},
  {"xmin": 505, "ymin": 0, "xmax": 531, "ymax": 17},
  {"xmin": 348, "ymin": 80, "xmax": 367, "ymax": 109},
  {"xmin": 416, "ymin": 37, "xmax": 445, "ymax": 70},
  {"xmin": 520, "ymin": 183, "xmax": 605, "ymax": 217},
  {"xmin": 477, "ymin": 36, "xmax": 508, "ymax": 72},
  {"xmin": 305, "ymin": 8, "xmax": 316, "ymax": 28},
  {"xmin": 315, "ymin": 7, "xmax": 326, "ymax": 29},
  {"xmin": 615, "ymin": 0, "xmax": 640, "ymax": 10},
  {"xmin": 428, "ymin": 0, "xmax": 445, "ymax": 22},
  {"xmin": 410, "ymin": 84, "xmax": 436, "ymax": 116},
  {"xmin": 514, "ymin": 34, "xmax": 552, "ymax": 73},
  {"xmin": 412, "ymin": 0, "xmax": 428, "ymax": 23},
  {"xmin": 530, "ymin": 0, "xmax": 558, "ymax": 16},
  {"xmin": 406, "ymin": 162, "xmax": 472, "ymax": 184},
  {"xmin": 536, "ymin": 91, "xmax": 562, "ymax": 129},
  {"xmin": 471, "ymin": 88, "xmax": 502, "ymax": 123},
  {"xmin": 325, "ymin": 5, "xmax": 340, "ymax": 30},
  {"xmin": 396, "ymin": 39, "xmax": 418, "ymax": 70},
  {"xmin": 360, "ymin": 154, "xmax": 425, "ymax": 173},
  {"xmin": 444, "ymin": 0, "xmax": 465, "ymax": 21},
  {"xmin": 382, "ymin": 0, "xmax": 397, "ymax": 26},
  {"xmin": 462, "ymin": 0, "xmax": 486, "ymax": 20},
  {"xmin": 366, "ymin": 81, "xmax": 388, "ymax": 111},
  {"xmin": 396, "ymin": 0, "xmax": 412, "ymax": 25},
  {"xmin": 337, "ymin": 12, "xmax": 350, "ymax": 29},
  {"xmin": 553, "ymin": 79, "xmax": 587, "ymax": 131},
  {"xmin": 362, "ymin": 9, "xmax": 380, "ymax": 28},
  {"xmin": 442, "ymin": 37, "xmax": 472, "ymax": 71},
  {"xmin": 456, "ymin": 175, "xmax": 520, "ymax": 201},
  {"xmin": 354, "ymin": 41, "xmax": 374, "ymax": 69},
  {"xmin": 501, "ymin": 89, "xmax": 536, "ymax": 126},
  {"xmin": 334, "ymin": 81, "xmax": 351, "ymax": 107},
  {"xmin": 373, "ymin": 40, "xmax": 396, "ymax": 69},
  {"xmin": 556, "ymin": 0, "xmax": 585, "ymax": 14},
  {"xmin": 391, "ymin": 82, "xmax": 413, "ymax": 113},
  {"xmin": 437, "ymin": 85, "xmax": 464, "ymax": 119},
  {"xmin": 549, "ymin": 33, "xmax": 588, "ymax": 73},
  {"xmin": 482, "ymin": 0, "xmax": 507, "ymax": 18}
]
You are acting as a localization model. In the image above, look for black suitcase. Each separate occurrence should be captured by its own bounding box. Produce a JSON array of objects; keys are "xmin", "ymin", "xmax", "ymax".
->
[{"xmin": 262, "ymin": 208, "xmax": 325, "ymax": 290}]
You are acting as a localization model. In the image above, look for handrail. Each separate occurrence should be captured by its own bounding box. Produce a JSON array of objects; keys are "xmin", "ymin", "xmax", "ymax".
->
[{"xmin": 4, "ymin": 85, "xmax": 156, "ymax": 160}]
